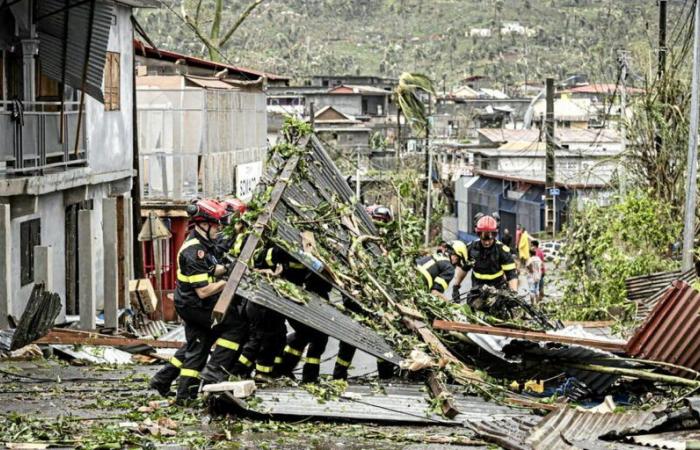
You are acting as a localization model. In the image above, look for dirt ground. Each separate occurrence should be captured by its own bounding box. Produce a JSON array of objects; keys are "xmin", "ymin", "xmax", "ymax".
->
[{"xmin": 0, "ymin": 358, "xmax": 487, "ymax": 449}]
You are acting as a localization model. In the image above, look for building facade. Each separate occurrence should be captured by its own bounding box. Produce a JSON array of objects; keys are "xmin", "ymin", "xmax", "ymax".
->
[{"xmin": 0, "ymin": 0, "xmax": 152, "ymax": 327}]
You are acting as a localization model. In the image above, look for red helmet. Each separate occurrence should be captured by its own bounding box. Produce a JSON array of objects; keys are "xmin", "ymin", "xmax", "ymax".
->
[
  {"xmin": 475, "ymin": 215, "xmax": 498, "ymax": 233},
  {"xmin": 186, "ymin": 199, "xmax": 229, "ymax": 224},
  {"xmin": 223, "ymin": 198, "xmax": 247, "ymax": 217}
]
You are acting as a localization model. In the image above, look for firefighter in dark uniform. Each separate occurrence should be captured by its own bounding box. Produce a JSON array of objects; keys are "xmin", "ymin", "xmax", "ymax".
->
[
  {"xmin": 416, "ymin": 250, "xmax": 456, "ymax": 300},
  {"xmin": 333, "ymin": 205, "xmax": 396, "ymax": 381},
  {"xmin": 169, "ymin": 199, "xmax": 231, "ymax": 402},
  {"xmin": 451, "ymin": 215, "xmax": 518, "ymax": 300},
  {"xmin": 262, "ymin": 246, "xmax": 333, "ymax": 383},
  {"xmin": 199, "ymin": 199, "xmax": 251, "ymax": 385},
  {"xmin": 149, "ymin": 199, "xmax": 230, "ymax": 398}
]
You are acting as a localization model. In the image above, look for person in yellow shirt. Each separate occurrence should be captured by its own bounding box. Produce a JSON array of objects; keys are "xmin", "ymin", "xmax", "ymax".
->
[{"xmin": 518, "ymin": 227, "xmax": 531, "ymax": 265}]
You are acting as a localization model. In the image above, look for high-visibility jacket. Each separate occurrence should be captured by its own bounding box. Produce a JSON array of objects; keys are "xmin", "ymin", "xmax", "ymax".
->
[
  {"xmin": 463, "ymin": 240, "xmax": 517, "ymax": 288},
  {"xmin": 416, "ymin": 253, "xmax": 455, "ymax": 294},
  {"xmin": 174, "ymin": 232, "xmax": 219, "ymax": 309}
]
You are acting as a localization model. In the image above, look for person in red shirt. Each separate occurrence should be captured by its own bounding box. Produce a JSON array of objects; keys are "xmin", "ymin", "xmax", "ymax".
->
[{"xmin": 531, "ymin": 240, "xmax": 546, "ymax": 301}]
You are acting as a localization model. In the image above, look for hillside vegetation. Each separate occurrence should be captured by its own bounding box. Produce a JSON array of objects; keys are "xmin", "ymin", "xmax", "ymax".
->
[{"xmin": 137, "ymin": 0, "xmax": 684, "ymax": 88}]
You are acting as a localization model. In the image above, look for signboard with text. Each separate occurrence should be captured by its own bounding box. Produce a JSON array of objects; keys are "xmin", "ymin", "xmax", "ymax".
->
[{"xmin": 236, "ymin": 161, "xmax": 263, "ymax": 201}]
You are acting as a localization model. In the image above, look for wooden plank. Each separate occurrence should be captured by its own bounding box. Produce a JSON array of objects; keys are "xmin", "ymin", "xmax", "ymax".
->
[
  {"xmin": 427, "ymin": 373, "xmax": 459, "ymax": 419},
  {"xmin": 561, "ymin": 320, "xmax": 616, "ymax": 328},
  {"xmin": 34, "ymin": 328, "xmax": 182, "ymax": 348},
  {"xmin": 432, "ymin": 320, "xmax": 627, "ymax": 353},
  {"xmin": 212, "ymin": 149, "xmax": 304, "ymax": 322}
]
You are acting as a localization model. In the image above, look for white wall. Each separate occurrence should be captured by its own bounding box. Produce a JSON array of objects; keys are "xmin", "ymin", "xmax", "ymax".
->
[{"xmin": 85, "ymin": 4, "xmax": 134, "ymax": 175}]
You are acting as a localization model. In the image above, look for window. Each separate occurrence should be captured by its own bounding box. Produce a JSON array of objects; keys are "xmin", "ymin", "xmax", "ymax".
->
[
  {"xmin": 20, "ymin": 218, "xmax": 41, "ymax": 286},
  {"xmin": 103, "ymin": 52, "xmax": 120, "ymax": 111}
]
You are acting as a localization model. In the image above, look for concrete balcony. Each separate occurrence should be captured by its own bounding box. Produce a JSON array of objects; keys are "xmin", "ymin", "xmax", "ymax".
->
[{"xmin": 0, "ymin": 101, "xmax": 87, "ymax": 176}]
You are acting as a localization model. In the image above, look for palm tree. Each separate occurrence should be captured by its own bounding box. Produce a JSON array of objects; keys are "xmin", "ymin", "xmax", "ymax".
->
[{"xmin": 394, "ymin": 72, "xmax": 436, "ymax": 139}]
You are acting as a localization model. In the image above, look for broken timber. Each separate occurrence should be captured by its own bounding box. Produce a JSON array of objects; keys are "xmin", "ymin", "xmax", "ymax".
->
[
  {"xmin": 432, "ymin": 320, "xmax": 627, "ymax": 353},
  {"xmin": 35, "ymin": 328, "xmax": 182, "ymax": 348},
  {"xmin": 212, "ymin": 145, "xmax": 305, "ymax": 322}
]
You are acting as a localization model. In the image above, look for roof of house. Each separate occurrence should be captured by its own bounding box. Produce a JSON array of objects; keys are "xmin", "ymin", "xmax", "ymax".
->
[
  {"xmin": 133, "ymin": 40, "xmax": 289, "ymax": 82},
  {"xmin": 532, "ymin": 97, "xmax": 591, "ymax": 121},
  {"xmin": 314, "ymin": 105, "xmax": 358, "ymax": 123},
  {"xmin": 477, "ymin": 128, "xmax": 620, "ymax": 145},
  {"xmin": 560, "ymin": 83, "xmax": 645, "ymax": 95},
  {"xmin": 476, "ymin": 169, "xmax": 608, "ymax": 189},
  {"xmin": 474, "ymin": 140, "xmax": 622, "ymax": 157},
  {"xmin": 328, "ymin": 85, "xmax": 391, "ymax": 95}
]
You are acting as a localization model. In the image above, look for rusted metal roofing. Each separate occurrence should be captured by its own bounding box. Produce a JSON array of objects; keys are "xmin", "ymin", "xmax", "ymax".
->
[
  {"xmin": 632, "ymin": 270, "xmax": 697, "ymax": 322},
  {"xmin": 625, "ymin": 269, "xmax": 691, "ymax": 302},
  {"xmin": 526, "ymin": 406, "xmax": 668, "ymax": 450},
  {"xmin": 626, "ymin": 281, "xmax": 700, "ymax": 376}
]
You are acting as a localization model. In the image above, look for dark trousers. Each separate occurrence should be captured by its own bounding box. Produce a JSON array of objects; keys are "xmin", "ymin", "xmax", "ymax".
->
[
  {"xmin": 200, "ymin": 301, "xmax": 249, "ymax": 384},
  {"xmin": 174, "ymin": 303, "xmax": 218, "ymax": 400},
  {"xmin": 276, "ymin": 320, "xmax": 329, "ymax": 382},
  {"xmin": 231, "ymin": 302, "xmax": 286, "ymax": 377},
  {"xmin": 333, "ymin": 341, "xmax": 394, "ymax": 380}
]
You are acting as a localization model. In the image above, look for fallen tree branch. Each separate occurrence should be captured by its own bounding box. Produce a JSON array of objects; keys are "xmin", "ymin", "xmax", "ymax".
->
[{"xmin": 565, "ymin": 363, "xmax": 700, "ymax": 387}]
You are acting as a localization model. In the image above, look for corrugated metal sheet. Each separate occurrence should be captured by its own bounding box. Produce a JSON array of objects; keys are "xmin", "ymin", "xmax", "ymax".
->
[
  {"xmin": 626, "ymin": 269, "xmax": 692, "ymax": 302},
  {"xmin": 468, "ymin": 415, "xmax": 541, "ymax": 450},
  {"xmin": 627, "ymin": 430, "xmax": 700, "ymax": 449},
  {"xmin": 526, "ymin": 406, "xmax": 667, "ymax": 450},
  {"xmin": 237, "ymin": 277, "xmax": 400, "ymax": 364},
  {"xmin": 232, "ymin": 383, "xmax": 528, "ymax": 425},
  {"xmin": 633, "ymin": 270, "xmax": 696, "ymax": 322},
  {"xmin": 10, "ymin": 284, "xmax": 62, "ymax": 351},
  {"xmin": 38, "ymin": 0, "xmax": 115, "ymax": 103},
  {"xmin": 626, "ymin": 281, "xmax": 700, "ymax": 376}
]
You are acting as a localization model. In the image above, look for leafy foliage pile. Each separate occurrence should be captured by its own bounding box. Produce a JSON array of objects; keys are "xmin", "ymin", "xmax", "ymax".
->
[{"xmin": 557, "ymin": 190, "xmax": 681, "ymax": 323}]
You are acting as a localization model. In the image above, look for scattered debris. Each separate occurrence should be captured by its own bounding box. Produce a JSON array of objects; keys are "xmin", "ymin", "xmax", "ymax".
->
[
  {"xmin": 34, "ymin": 328, "xmax": 182, "ymax": 348},
  {"xmin": 52, "ymin": 345, "xmax": 135, "ymax": 365},
  {"xmin": 4, "ymin": 284, "xmax": 61, "ymax": 351},
  {"xmin": 202, "ymin": 380, "xmax": 256, "ymax": 397}
]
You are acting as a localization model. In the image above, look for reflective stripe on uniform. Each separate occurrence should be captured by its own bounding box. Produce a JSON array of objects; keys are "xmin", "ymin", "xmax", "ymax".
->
[
  {"xmin": 169, "ymin": 357, "xmax": 183, "ymax": 368},
  {"xmin": 336, "ymin": 357, "xmax": 351, "ymax": 367},
  {"xmin": 238, "ymin": 354, "xmax": 253, "ymax": 367},
  {"xmin": 434, "ymin": 276, "xmax": 449, "ymax": 291},
  {"xmin": 180, "ymin": 368, "xmax": 199, "ymax": 378},
  {"xmin": 305, "ymin": 357, "xmax": 321, "ymax": 365},
  {"xmin": 289, "ymin": 262, "xmax": 305, "ymax": 269},
  {"xmin": 417, "ymin": 259, "xmax": 436, "ymax": 289},
  {"xmin": 474, "ymin": 270, "xmax": 505, "ymax": 280},
  {"xmin": 284, "ymin": 345, "xmax": 302, "ymax": 356},
  {"xmin": 215, "ymin": 338, "xmax": 240, "ymax": 351},
  {"xmin": 256, "ymin": 364, "xmax": 273, "ymax": 373},
  {"xmin": 501, "ymin": 263, "xmax": 516, "ymax": 271},
  {"xmin": 232, "ymin": 234, "xmax": 245, "ymax": 257},
  {"xmin": 176, "ymin": 271, "xmax": 214, "ymax": 284},
  {"xmin": 274, "ymin": 356, "xmax": 282, "ymax": 364},
  {"xmin": 265, "ymin": 248, "xmax": 274, "ymax": 267}
]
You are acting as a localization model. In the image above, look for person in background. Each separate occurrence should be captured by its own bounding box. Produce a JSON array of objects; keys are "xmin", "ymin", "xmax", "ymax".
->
[
  {"xmin": 525, "ymin": 249, "xmax": 543, "ymax": 304},
  {"xmin": 501, "ymin": 228, "xmax": 513, "ymax": 249},
  {"xmin": 518, "ymin": 226, "xmax": 531, "ymax": 267},
  {"xmin": 531, "ymin": 240, "xmax": 545, "ymax": 301}
]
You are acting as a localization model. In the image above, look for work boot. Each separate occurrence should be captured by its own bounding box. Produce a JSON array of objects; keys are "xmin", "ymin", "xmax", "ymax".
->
[
  {"xmin": 332, "ymin": 364, "xmax": 349, "ymax": 380},
  {"xmin": 302, "ymin": 363, "xmax": 320, "ymax": 383},
  {"xmin": 275, "ymin": 352, "xmax": 300, "ymax": 378},
  {"xmin": 175, "ymin": 375, "xmax": 200, "ymax": 404},
  {"xmin": 149, "ymin": 365, "xmax": 180, "ymax": 397},
  {"xmin": 254, "ymin": 372, "xmax": 274, "ymax": 384},
  {"xmin": 200, "ymin": 366, "xmax": 227, "ymax": 386}
]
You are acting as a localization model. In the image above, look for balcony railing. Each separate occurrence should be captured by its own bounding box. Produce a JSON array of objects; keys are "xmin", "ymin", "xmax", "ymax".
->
[{"xmin": 0, "ymin": 101, "xmax": 87, "ymax": 175}]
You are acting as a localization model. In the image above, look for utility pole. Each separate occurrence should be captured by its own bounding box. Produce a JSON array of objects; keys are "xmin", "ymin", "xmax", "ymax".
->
[
  {"xmin": 424, "ymin": 93, "xmax": 433, "ymax": 246},
  {"xmin": 544, "ymin": 78, "xmax": 556, "ymax": 238},
  {"xmin": 658, "ymin": 0, "xmax": 667, "ymax": 78},
  {"xmin": 681, "ymin": 0, "xmax": 700, "ymax": 271},
  {"xmin": 618, "ymin": 50, "xmax": 629, "ymax": 196}
]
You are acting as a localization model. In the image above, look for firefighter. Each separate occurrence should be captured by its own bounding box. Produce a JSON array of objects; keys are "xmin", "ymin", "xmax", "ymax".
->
[
  {"xmin": 451, "ymin": 215, "xmax": 518, "ymax": 301},
  {"xmin": 174, "ymin": 199, "xmax": 231, "ymax": 401},
  {"xmin": 263, "ymin": 246, "xmax": 333, "ymax": 383},
  {"xmin": 150, "ymin": 199, "xmax": 230, "ymax": 402},
  {"xmin": 415, "ymin": 248, "xmax": 457, "ymax": 300},
  {"xmin": 333, "ymin": 205, "xmax": 396, "ymax": 381},
  {"xmin": 199, "ymin": 199, "xmax": 250, "ymax": 385}
]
